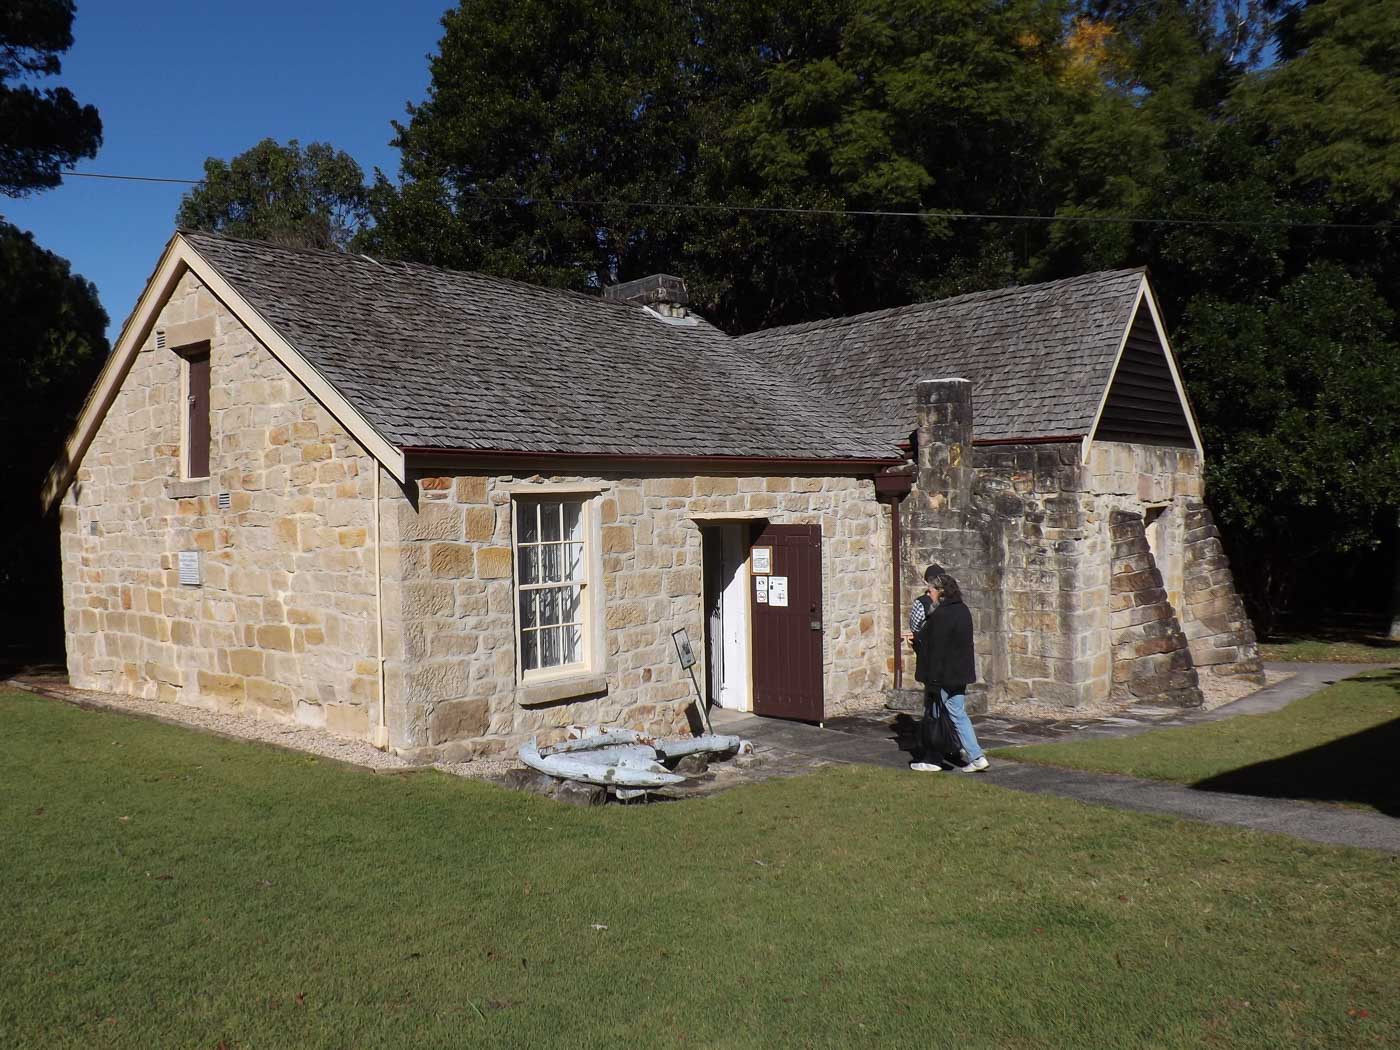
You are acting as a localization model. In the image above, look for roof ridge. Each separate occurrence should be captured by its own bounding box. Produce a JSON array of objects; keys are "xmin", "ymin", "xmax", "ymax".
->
[
  {"xmin": 740, "ymin": 267, "xmax": 1146, "ymax": 343},
  {"xmin": 176, "ymin": 226, "xmax": 660, "ymax": 319}
]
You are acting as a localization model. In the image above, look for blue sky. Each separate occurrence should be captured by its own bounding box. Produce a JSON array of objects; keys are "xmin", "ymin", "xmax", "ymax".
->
[{"xmin": 2, "ymin": 0, "xmax": 453, "ymax": 343}]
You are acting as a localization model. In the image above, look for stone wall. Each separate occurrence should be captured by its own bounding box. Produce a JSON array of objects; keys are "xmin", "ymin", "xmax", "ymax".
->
[
  {"xmin": 904, "ymin": 379, "xmax": 1106, "ymax": 708},
  {"xmin": 1108, "ymin": 511, "xmax": 1203, "ymax": 706},
  {"xmin": 904, "ymin": 385, "xmax": 1261, "ymax": 710},
  {"xmin": 1180, "ymin": 502, "xmax": 1264, "ymax": 679},
  {"xmin": 59, "ymin": 270, "xmax": 383, "ymax": 737},
  {"xmin": 382, "ymin": 471, "xmax": 890, "ymax": 757},
  {"xmin": 1084, "ymin": 443, "xmax": 1261, "ymax": 680}
]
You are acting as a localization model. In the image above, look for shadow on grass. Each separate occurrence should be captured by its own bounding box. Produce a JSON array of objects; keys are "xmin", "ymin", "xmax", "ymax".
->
[{"xmin": 1193, "ymin": 671, "xmax": 1400, "ymax": 818}]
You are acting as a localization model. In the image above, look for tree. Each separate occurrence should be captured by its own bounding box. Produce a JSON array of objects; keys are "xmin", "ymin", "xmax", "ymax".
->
[
  {"xmin": 0, "ymin": 222, "xmax": 107, "ymax": 656},
  {"xmin": 177, "ymin": 138, "xmax": 369, "ymax": 251},
  {"xmin": 365, "ymin": 0, "xmax": 1094, "ymax": 331},
  {"xmin": 0, "ymin": 0, "xmax": 101, "ymax": 196}
]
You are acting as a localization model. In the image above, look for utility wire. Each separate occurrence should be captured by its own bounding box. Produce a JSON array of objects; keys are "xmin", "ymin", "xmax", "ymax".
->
[{"xmin": 60, "ymin": 169, "xmax": 1393, "ymax": 233}]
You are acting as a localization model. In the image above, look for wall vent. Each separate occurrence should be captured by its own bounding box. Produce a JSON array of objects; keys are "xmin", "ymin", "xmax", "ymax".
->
[
  {"xmin": 155, "ymin": 329, "xmax": 167, "ymax": 350},
  {"xmin": 177, "ymin": 550, "xmax": 201, "ymax": 587},
  {"xmin": 217, "ymin": 491, "xmax": 232, "ymax": 511},
  {"xmin": 89, "ymin": 520, "xmax": 99, "ymax": 536}
]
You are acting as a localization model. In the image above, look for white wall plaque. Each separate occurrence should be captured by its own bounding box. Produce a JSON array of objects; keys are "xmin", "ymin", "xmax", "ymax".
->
[
  {"xmin": 177, "ymin": 550, "xmax": 201, "ymax": 587},
  {"xmin": 755, "ymin": 575, "xmax": 769, "ymax": 603},
  {"xmin": 768, "ymin": 575, "xmax": 788, "ymax": 607},
  {"xmin": 751, "ymin": 546, "xmax": 772, "ymax": 574}
]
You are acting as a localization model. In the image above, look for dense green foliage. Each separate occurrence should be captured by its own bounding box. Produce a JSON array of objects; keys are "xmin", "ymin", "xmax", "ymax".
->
[
  {"xmin": 176, "ymin": 138, "xmax": 369, "ymax": 251},
  {"xmin": 999, "ymin": 669, "xmax": 1400, "ymax": 815},
  {"xmin": 0, "ymin": 0, "xmax": 101, "ymax": 196},
  {"xmin": 0, "ymin": 223, "xmax": 107, "ymax": 656},
  {"xmin": 4, "ymin": 688, "xmax": 1398, "ymax": 1047},
  {"xmin": 361, "ymin": 0, "xmax": 1400, "ymax": 626},
  {"xmin": 0, "ymin": 2, "xmax": 106, "ymax": 657}
]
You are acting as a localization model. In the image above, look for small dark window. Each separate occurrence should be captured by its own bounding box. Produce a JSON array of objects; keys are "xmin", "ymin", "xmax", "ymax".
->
[{"xmin": 185, "ymin": 349, "xmax": 211, "ymax": 478}]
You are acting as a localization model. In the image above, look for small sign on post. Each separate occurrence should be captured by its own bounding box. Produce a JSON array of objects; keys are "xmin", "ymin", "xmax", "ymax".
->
[
  {"xmin": 671, "ymin": 627, "xmax": 711, "ymax": 734},
  {"xmin": 671, "ymin": 627, "xmax": 697, "ymax": 669}
]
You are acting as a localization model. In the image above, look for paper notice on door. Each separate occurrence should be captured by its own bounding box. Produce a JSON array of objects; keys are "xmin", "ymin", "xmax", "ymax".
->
[
  {"xmin": 755, "ymin": 575, "xmax": 768, "ymax": 603},
  {"xmin": 768, "ymin": 575, "xmax": 788, "ymax": 607},
  {"xmin": 751, "ymin": 546, "xmax": 772, "ymax": 574}
]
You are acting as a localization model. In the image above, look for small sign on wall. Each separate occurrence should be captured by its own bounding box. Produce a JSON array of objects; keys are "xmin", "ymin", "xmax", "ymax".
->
[
  {"xmin": 755, "ymin": 575, "xmax": 769, "ymax": 603},
  {"xmin": 177, "ymin": 550, "xmax": 201, "ymax": 587},
  {"xmin": 751, "ymin": 546, "xmax": 772, "ymax": 574},
  {"xmin": 768, "ymin": 576, "xmax": 789, "ymax": 607}
]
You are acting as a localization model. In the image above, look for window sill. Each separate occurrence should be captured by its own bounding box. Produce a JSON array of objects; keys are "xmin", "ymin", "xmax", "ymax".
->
[
  {"xmin": 166, "ymin": 478, "xmax": 209, "ymax": 499},
  {"xmin": 514, "ymin": 671, "xmax": 608, "ymax": 708}
]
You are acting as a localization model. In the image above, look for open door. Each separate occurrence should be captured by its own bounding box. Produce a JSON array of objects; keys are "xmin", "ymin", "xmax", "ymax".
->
[
  {"xmin": 749, "ymin": 522, "xmax": 823, "ymax": 721},
  {"xmin": 702, "ymin": 523, "xmax": 751, "ymax": 711}
]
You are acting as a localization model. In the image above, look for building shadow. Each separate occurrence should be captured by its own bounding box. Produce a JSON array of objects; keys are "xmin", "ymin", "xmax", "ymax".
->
[{"xmin": 1192, "ymin": 671, "xmax": 1400, "ymax": 818}]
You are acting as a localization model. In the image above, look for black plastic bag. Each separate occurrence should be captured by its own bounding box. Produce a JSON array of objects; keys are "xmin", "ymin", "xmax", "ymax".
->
[{"xmin": 919, "ymin": 696, "xmax": 964, "ymax": 762}]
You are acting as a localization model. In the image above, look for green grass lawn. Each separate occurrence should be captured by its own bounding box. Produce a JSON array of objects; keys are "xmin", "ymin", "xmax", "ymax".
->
[
  {"xmin": 4, "ymin": 689, "xmax": 1398, "ymax": 1049},
  {"xmin": 1258, "ymin": 626, "xmax": 1399, "ymax": 663},
  {"xmin": 995, "ymin": 671, "xmax": 1400, "ymax": 817}
]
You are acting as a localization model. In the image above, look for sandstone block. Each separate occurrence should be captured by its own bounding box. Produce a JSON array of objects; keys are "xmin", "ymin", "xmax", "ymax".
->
[
  {"xmin": 454, "ymin": 476, "xmax": 488, "ymax": 503},
  {"xmin": 256, "ymin": 624, "xmax": 294, "ymax": 651},
  {"xmin": 477, "ymin": 546, "xmax": 513, "ymax": 578},
  {"xmin": 464, "ymin": 507, "xmax": 496, "ymax": 541},
  {"xmin": 325, "ymin": 703, "xmax": 370, "ymax": 738},
  {"xmin": 429, "ymin": 542, "xmax": 475, "ymax": 577},
  {"xmin": 429, "ymin": 697, "xmax": 490, "ymax": 744}
]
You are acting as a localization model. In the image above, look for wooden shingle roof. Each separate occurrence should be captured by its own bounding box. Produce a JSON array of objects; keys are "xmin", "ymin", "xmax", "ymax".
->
[
  {"xmin": 733, "ymin": 268, "xmax": 1147, "ymax": 447},
  {"xmin": 182, "ymin": 230, "xmax": 1147, "ymax": 461}
]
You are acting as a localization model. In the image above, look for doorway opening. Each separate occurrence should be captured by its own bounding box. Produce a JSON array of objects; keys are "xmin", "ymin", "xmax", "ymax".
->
[{"xmin": 701, "ymin": 523, "xmax": 752, "ymax": 711}]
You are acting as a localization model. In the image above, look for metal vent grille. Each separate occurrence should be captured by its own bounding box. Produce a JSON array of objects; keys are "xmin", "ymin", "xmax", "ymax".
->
[
  {"xmin": 155, "ymin": 329, "xmax": 167, "ymax": 350},
  {"xmin": 217, "ymin": 491, "xmax": 231, "ymax": 511},
  {"xmin": 177, "ymin": 550, "xmax": 201, "ymax": 587},
  {"xmin": 89, "ymin": 520, "xmax": 99, "ymax": 536}
]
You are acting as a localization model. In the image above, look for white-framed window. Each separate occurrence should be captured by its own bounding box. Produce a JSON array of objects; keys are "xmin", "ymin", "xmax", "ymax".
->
[{"xmin": 513, "ymin": 497, "xmax": 591, "ymax": 677}]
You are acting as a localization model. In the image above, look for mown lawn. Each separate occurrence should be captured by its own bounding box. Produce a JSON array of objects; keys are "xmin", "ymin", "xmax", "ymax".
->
[
  {"xmin": 3, "ymin": 689, "xmax": 1398, "ymax": 1049},
  {"xmin": 996, "ymin": 671, "xmax": 1400, "ymax": 817},
  {"xmin": 1258, "ymin": 627, "xmax": 1399, "ymax": 664}
]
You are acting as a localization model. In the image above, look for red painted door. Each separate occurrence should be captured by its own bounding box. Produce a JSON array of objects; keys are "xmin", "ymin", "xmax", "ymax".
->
[{"xmin": 750, "ymin": 523, "xmax": 823, "ymax": 721}]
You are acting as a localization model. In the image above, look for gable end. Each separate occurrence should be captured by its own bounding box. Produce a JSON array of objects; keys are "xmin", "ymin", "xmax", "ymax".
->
[{"xmin": 1089, "ymin": 284, "xmax": 1202, "ymax": 452}]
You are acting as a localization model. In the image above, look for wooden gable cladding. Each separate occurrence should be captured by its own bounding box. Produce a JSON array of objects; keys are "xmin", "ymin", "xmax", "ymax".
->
[{"xmin": 1093, "ymin": 300, "xmax": 1195, "ymax": 447}]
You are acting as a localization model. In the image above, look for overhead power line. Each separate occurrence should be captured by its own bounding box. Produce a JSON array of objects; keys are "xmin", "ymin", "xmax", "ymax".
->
[{"xmin": 60, "ymin": 169, "xmax": 1393, "ymax": 233}]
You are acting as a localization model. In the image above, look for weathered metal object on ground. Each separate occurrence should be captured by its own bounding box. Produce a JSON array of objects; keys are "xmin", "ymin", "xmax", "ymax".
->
[{"xmin": 516, "ymin": 727, "xmax": 752, "ymax": 796}]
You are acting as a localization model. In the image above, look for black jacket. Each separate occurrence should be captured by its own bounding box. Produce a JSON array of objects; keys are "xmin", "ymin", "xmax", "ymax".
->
[{"xmin": 917, "ymin": 596, "xmax": 976, "ymax": 691}]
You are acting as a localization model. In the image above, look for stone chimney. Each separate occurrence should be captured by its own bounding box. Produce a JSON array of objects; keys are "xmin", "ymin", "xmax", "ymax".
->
[{"xmin": 603, "ymin": 274, "xmax": 689, "ymax": 319}]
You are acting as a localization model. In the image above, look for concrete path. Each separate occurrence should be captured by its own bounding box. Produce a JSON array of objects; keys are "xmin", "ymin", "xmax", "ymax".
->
[{"xmin": 712, "ymin": 662, "xmax": 1400, "ymax": 854}]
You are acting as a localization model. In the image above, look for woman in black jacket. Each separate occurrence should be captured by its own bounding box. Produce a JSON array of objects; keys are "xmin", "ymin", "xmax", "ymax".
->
[{"xmin": 911, "ymin": 573, "xmax": 989, "ymax": 772}]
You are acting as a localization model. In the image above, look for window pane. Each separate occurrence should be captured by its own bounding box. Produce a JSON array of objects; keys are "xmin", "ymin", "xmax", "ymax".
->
[
  {"xmin": 518, "ymin": 589, "xmax": 538, "ymax": 630},
  {"xmin": 563, "ymin": 502, "xmax": 583, "ymax": 543},
  {"xmin": 541, "ymin": 542, "xmax": 563, "ymax": 583},
  {"xmin": 565, "ymin": 542, "xmax": 584, "ymax": 580},
  {"xmin": 538, "ymin": 586, "xmax": 561, "ymax": 627},
  {"xmin": 563, "ymin": 623, "xmax": 582, "ymax": 663},
  {"xmin": 521, "ymin": 629, "xmax": 540, "ymax": 671},
  {"xmin": 518, "ymin": 545, "xmax": 539, "ymax": 585},
  {"xmin": 517, "ymin": 501, "xmax": 538, "ymax": 545},
  {"xmin": 541, "ymin": 501, "xmax": 562, "ymax": 542},
  {"xmin": 540, "ymin": 626, "xmax": 561, "ymax": 667},
  {"xmin": 560, "ymin": 584, "xmax": 581, "ymax": 625}
]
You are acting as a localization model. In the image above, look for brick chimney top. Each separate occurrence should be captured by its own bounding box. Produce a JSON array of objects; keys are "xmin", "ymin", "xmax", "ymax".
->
[{"xmin": 603, "ymin": 274, "xmax": 689, "ymax": 318}]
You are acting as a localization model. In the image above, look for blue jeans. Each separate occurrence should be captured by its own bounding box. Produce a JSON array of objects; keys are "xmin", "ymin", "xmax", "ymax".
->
[{"xmin": 941, "ymin": 688, "xmax": 984, "ymax": 762}]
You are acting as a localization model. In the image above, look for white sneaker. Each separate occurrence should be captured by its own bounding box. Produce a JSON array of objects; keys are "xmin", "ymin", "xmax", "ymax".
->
[
  {"xmin": 960, "ymin": 756, "xmax": 990, "ymax": 772},
  {"xmin": 909, "ymin": 762, "xmax": 943, "ymax": 772}
]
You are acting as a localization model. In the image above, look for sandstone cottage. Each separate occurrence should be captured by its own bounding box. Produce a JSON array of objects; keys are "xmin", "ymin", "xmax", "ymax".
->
[{"xmin": 43, "ymin": 230, "xmax": 1262, "ymax": 759}]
